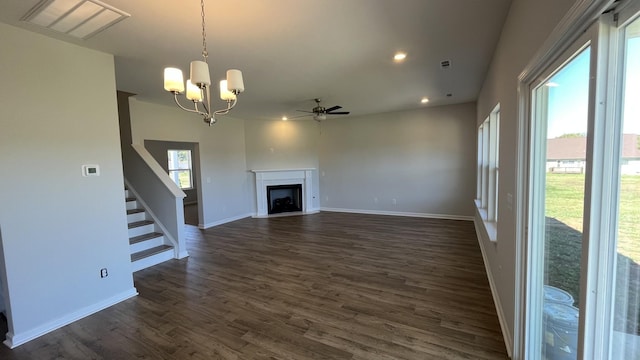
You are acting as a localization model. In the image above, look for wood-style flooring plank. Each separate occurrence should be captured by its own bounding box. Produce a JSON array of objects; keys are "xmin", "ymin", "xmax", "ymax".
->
[{"xmin": 0, "ymin": 212, "xmax": 508, "ymax": 359}]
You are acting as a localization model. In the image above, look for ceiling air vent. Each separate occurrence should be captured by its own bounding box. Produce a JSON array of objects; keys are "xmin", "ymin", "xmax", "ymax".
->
[
  {"xmin": 440, "ymin": 60, "xmax": 451, "ymax": 69},
  {"xmin": 22, "ymin": 0, "xmax": 130, "ymax": 40}
]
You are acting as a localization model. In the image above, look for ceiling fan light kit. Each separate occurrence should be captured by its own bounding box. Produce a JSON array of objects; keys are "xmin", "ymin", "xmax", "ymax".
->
[{"xmin": 163, "ymin": 0, "xmax": 244, "ymax": 126}]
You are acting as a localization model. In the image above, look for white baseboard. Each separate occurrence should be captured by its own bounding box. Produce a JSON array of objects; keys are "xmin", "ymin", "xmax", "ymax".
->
[
  {"xmin": 199, "ymin": 213, "xmax": 253, "ymax": 229},
  {"xmin": 320, "ymin": 207, "xmax": 474, "ymax": 221},
  {"xmin": 4, "ymin": 288, "xmax": 138, "ymax": 349},
  {"xmin": 474, "ymin": 217, "xmax": 513, "ymax": 358}
]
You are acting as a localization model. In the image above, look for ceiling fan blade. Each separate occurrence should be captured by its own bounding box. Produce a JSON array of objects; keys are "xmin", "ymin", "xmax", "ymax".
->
[
  {"xmin": 324, "ymin": 105, "xmax": 342, "ymax": 112},
  {"xmin": 287, "ymin": 114, "xmax": 311, "ymax": 119},
  {"xmin": 327, "ymin": 111, "xmax": 350, "ymax": 115},
  {"xmin": 296, "ymin": 110, "xmax": 314, "ymax": 113}
]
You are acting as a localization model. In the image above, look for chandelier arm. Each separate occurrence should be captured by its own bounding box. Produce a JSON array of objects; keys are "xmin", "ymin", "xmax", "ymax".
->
[
  {"xmin": 214, "ymin": 98, "xmax": 238, "ymax": 115},
  {"xmin": 199, "ymin": 96, "xmax": 210, "ymax": 115},
  {"xmin": 173, "ymin": 93, "xmax": 207, "ymax": 116},
  {"xmin": 193, "ymin": 101, "xmax": 203, "ymax": 115}
]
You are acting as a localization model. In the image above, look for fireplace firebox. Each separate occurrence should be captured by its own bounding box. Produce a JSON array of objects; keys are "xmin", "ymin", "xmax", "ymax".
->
[{"xmin": 267, "ymin": 184, "xmax": 303, "ymax": 214}]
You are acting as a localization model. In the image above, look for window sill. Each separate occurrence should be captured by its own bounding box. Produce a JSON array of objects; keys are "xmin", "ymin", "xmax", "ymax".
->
[{"xmin": 475, "ymin": 200, "xmax": 497, "ymax": 243}]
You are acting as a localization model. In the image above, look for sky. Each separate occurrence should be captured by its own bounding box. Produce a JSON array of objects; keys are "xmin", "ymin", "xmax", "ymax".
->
[{"xmin": 544, "ymin": 22, "xmax": 640, "ymax": 139}]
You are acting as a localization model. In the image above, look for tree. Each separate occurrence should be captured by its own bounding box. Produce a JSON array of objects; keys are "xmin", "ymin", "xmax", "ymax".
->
[{"xmin": 557, "ymin": 133, "xmax": 586, "ymax": 139}]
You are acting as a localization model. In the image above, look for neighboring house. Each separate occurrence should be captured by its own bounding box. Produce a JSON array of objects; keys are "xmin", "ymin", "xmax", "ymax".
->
[
  {"xmin": 620, "ymin": 134, "xmax": 640, "ymax": 174},
  {"xmin": 546, "ymin": 134, "xmax": 640, "ymax": 174},
  {"xmin": 546, "ymin": 137, "xmax": 588, "ymax": 173}
]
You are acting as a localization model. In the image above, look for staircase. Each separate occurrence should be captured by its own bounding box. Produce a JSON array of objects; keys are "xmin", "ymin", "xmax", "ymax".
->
[{"xmin": 125, "ymin": 187, "xmax": 174, "ymax": 272}]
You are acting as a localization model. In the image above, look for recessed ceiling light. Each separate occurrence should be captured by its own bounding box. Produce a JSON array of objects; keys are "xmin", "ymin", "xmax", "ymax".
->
[
  {"xmin": 282, "ymin": 116, "xmax": 288, "ymax": 121},
  {"xmin": 421, "ymin": 97, "xmax": 429, "ymax": 104},
  {"xmin": 394, "ymin": 52, "xmax": 407, "ymax": 62}
]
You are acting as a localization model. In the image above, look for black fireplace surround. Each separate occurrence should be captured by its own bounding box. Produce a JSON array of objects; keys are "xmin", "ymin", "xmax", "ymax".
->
[{"xmin": 267, "ymin": 184, "xmax": 303, "ymax": 214}]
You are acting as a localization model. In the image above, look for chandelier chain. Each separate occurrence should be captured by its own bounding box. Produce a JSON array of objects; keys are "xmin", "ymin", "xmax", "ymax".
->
[{"xmin": 200, "ymin": 0, "xmax": 208, "ymax": 61}]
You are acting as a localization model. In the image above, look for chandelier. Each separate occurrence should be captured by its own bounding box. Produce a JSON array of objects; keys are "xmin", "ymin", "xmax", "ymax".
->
[{"xmin": 163, "ymin": 0, "xmax": 245, "ymax": 126}]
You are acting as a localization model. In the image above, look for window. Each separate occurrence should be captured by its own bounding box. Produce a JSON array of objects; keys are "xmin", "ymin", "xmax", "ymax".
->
[
  {"xmin": 476, "ymin": 104, "xmax": 501, "ymax": 230},
  {"xmin": 167, "ymin": 149, "xmax": 193, "ymax": 189}
]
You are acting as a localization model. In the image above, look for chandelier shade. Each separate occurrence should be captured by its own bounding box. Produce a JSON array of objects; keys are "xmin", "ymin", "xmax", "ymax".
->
[
  {"xmin": 219, "ymin": 80, "xmax": 236, "ymax": 101},
  {"xmin": 226, "ymin": 69, "xmax": 245, "ymax": 93},
  {"xmin": 186, "ymin": 79, "xmax": 203, "ymax": 102},
  {"xmin": 163, "ymin": 68, "xmax": 184, "ymax": 93},
  {"xmin": 189, "ymin": 61, "xmax": 211, "ymax": 86}
]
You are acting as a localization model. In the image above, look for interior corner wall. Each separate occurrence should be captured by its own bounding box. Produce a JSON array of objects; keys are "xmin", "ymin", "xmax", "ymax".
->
[
  {"xmin": 128, "ymin": 99, "xmax": 252, "ymax": 228},
  {"xmin": 475, "ymin": 0, "xmax": 579, "ymax": 350},
  {"xmin": 318, "ymin": 103, "xmax": 477, "ymax": 218},
  {"xmin": 243, "ymin": 119, "xmax": 321, "ymax": 212},
  {"xmin": 0, "ymin": 23, "xmax": 135, "ymax": 346}
]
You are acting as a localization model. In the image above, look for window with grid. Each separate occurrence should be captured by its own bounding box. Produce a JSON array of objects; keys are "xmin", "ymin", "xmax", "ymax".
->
[
  {"xmin": 167, "ymin": 149, "xmax": 193, "ymax": 190},
  {"xmin": 476, "ymin": 104, "xmax": 500, "ymax": 228}
]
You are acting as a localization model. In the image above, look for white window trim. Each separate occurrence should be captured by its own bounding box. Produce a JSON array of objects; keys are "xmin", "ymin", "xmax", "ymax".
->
[
  {"xmin": 168, "ymin": 149, "xmax": 193, "ymax": 190},
  {"xmin": 476, "ymin": 104, "xmax": 501, "ymax": 242}
]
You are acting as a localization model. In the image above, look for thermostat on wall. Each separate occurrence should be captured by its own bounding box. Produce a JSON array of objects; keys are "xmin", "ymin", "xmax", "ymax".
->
[{"xmin": 82, "ymin": 164, "xmax": 100, "ymax": 177}]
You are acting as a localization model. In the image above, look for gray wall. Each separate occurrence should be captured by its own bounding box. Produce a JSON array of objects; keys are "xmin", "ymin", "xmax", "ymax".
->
[
  {"xmin": 144, "ymin": 140, "xmax": 199, "ymax": 204},
  {"xmin": 319, "ymin": 103, "xmax": 477, "ymax": 218},
  {"xmin": 244, "ymin": 119, "xmax": 321, "ymax": 212},
  {"xmin": 0, "ymin": 22, "xmax": 135, "ymax": 344},
  {"xmin": 129, "ymin": 99, "xmax": 252, "ymax": 228},
  {"xmin": 475, "ymin": 0, "xmax": 578, "ymax": 350}
]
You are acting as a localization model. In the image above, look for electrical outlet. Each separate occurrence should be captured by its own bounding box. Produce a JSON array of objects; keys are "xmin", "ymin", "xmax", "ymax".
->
[
  {"xmin": 374, "ymin": 197, "xmax": 378, "ymax": 203},
  {"xmin": 392, "ymin": 198, "xmax": 397, "ymax": 205},
  {"xmin": 100, "ymin": 268, "xmax": 108, "ymax": 278}
]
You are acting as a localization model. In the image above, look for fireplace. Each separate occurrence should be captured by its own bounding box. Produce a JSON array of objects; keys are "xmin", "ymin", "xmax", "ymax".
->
[
  {"xmin": 267, "ymin": 184, "xmax": 302, "ymax": 214},
  {"xmin": 251, "ymin": 169, "xmax": 317, "ymax": 217}
]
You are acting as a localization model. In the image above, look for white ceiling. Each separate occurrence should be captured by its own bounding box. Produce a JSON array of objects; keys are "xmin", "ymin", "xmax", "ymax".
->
[{"xmin": 0, "ymin": 0, "xmax": 512, "ymax": 121}]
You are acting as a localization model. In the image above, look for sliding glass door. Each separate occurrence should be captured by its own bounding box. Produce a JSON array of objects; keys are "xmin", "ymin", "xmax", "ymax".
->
[
  {"xmin": 526, "ymin": 6, "xmax": 640, "ymax": 360},
  {"xmin": 611, "ymin": 13, "xmax": 640, "ymax": 360},
  {"xmin": 530, "ymin": 36, "xmax": 592, "ymax": 360}
]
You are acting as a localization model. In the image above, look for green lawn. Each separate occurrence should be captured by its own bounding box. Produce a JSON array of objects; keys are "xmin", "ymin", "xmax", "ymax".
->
[
  {"xmin": 545, "ymin": 173, "xmax": 640, "ymax": 334},
  {"xmin": 546, "ymin": 173, "xmax": 640, "ymax": 262}
]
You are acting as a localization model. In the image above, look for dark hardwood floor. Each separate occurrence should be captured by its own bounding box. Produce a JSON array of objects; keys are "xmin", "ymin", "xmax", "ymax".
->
[{"xmin": 0, "ymin": 212, "xmax": 508, "ymax": 359}]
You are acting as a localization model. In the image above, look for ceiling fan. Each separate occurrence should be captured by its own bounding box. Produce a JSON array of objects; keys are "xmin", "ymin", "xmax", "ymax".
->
[{"xmin": 295, "ymin": 98, "xmax": 350, "ymax": 121}]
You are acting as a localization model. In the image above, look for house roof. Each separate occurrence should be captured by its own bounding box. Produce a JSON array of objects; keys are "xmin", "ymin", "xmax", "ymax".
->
[{"xmin": 547, "ymin": 134, "xmax": 640, "ymax": 160}]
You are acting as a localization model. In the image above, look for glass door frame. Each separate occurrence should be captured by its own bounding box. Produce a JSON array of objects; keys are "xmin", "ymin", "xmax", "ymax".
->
[
  {"xmin": 513, "ymin": 1, "xmax": 631, "ymax": 358},
  {"xmin": 529, "ymin": 25, "xmax": 597, "ymax": 360}
]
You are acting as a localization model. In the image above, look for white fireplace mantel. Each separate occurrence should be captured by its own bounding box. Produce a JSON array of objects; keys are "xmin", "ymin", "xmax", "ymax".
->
[{"xmin": 251, "ymin": 169, "xmax": 317, "ymax": 217}]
